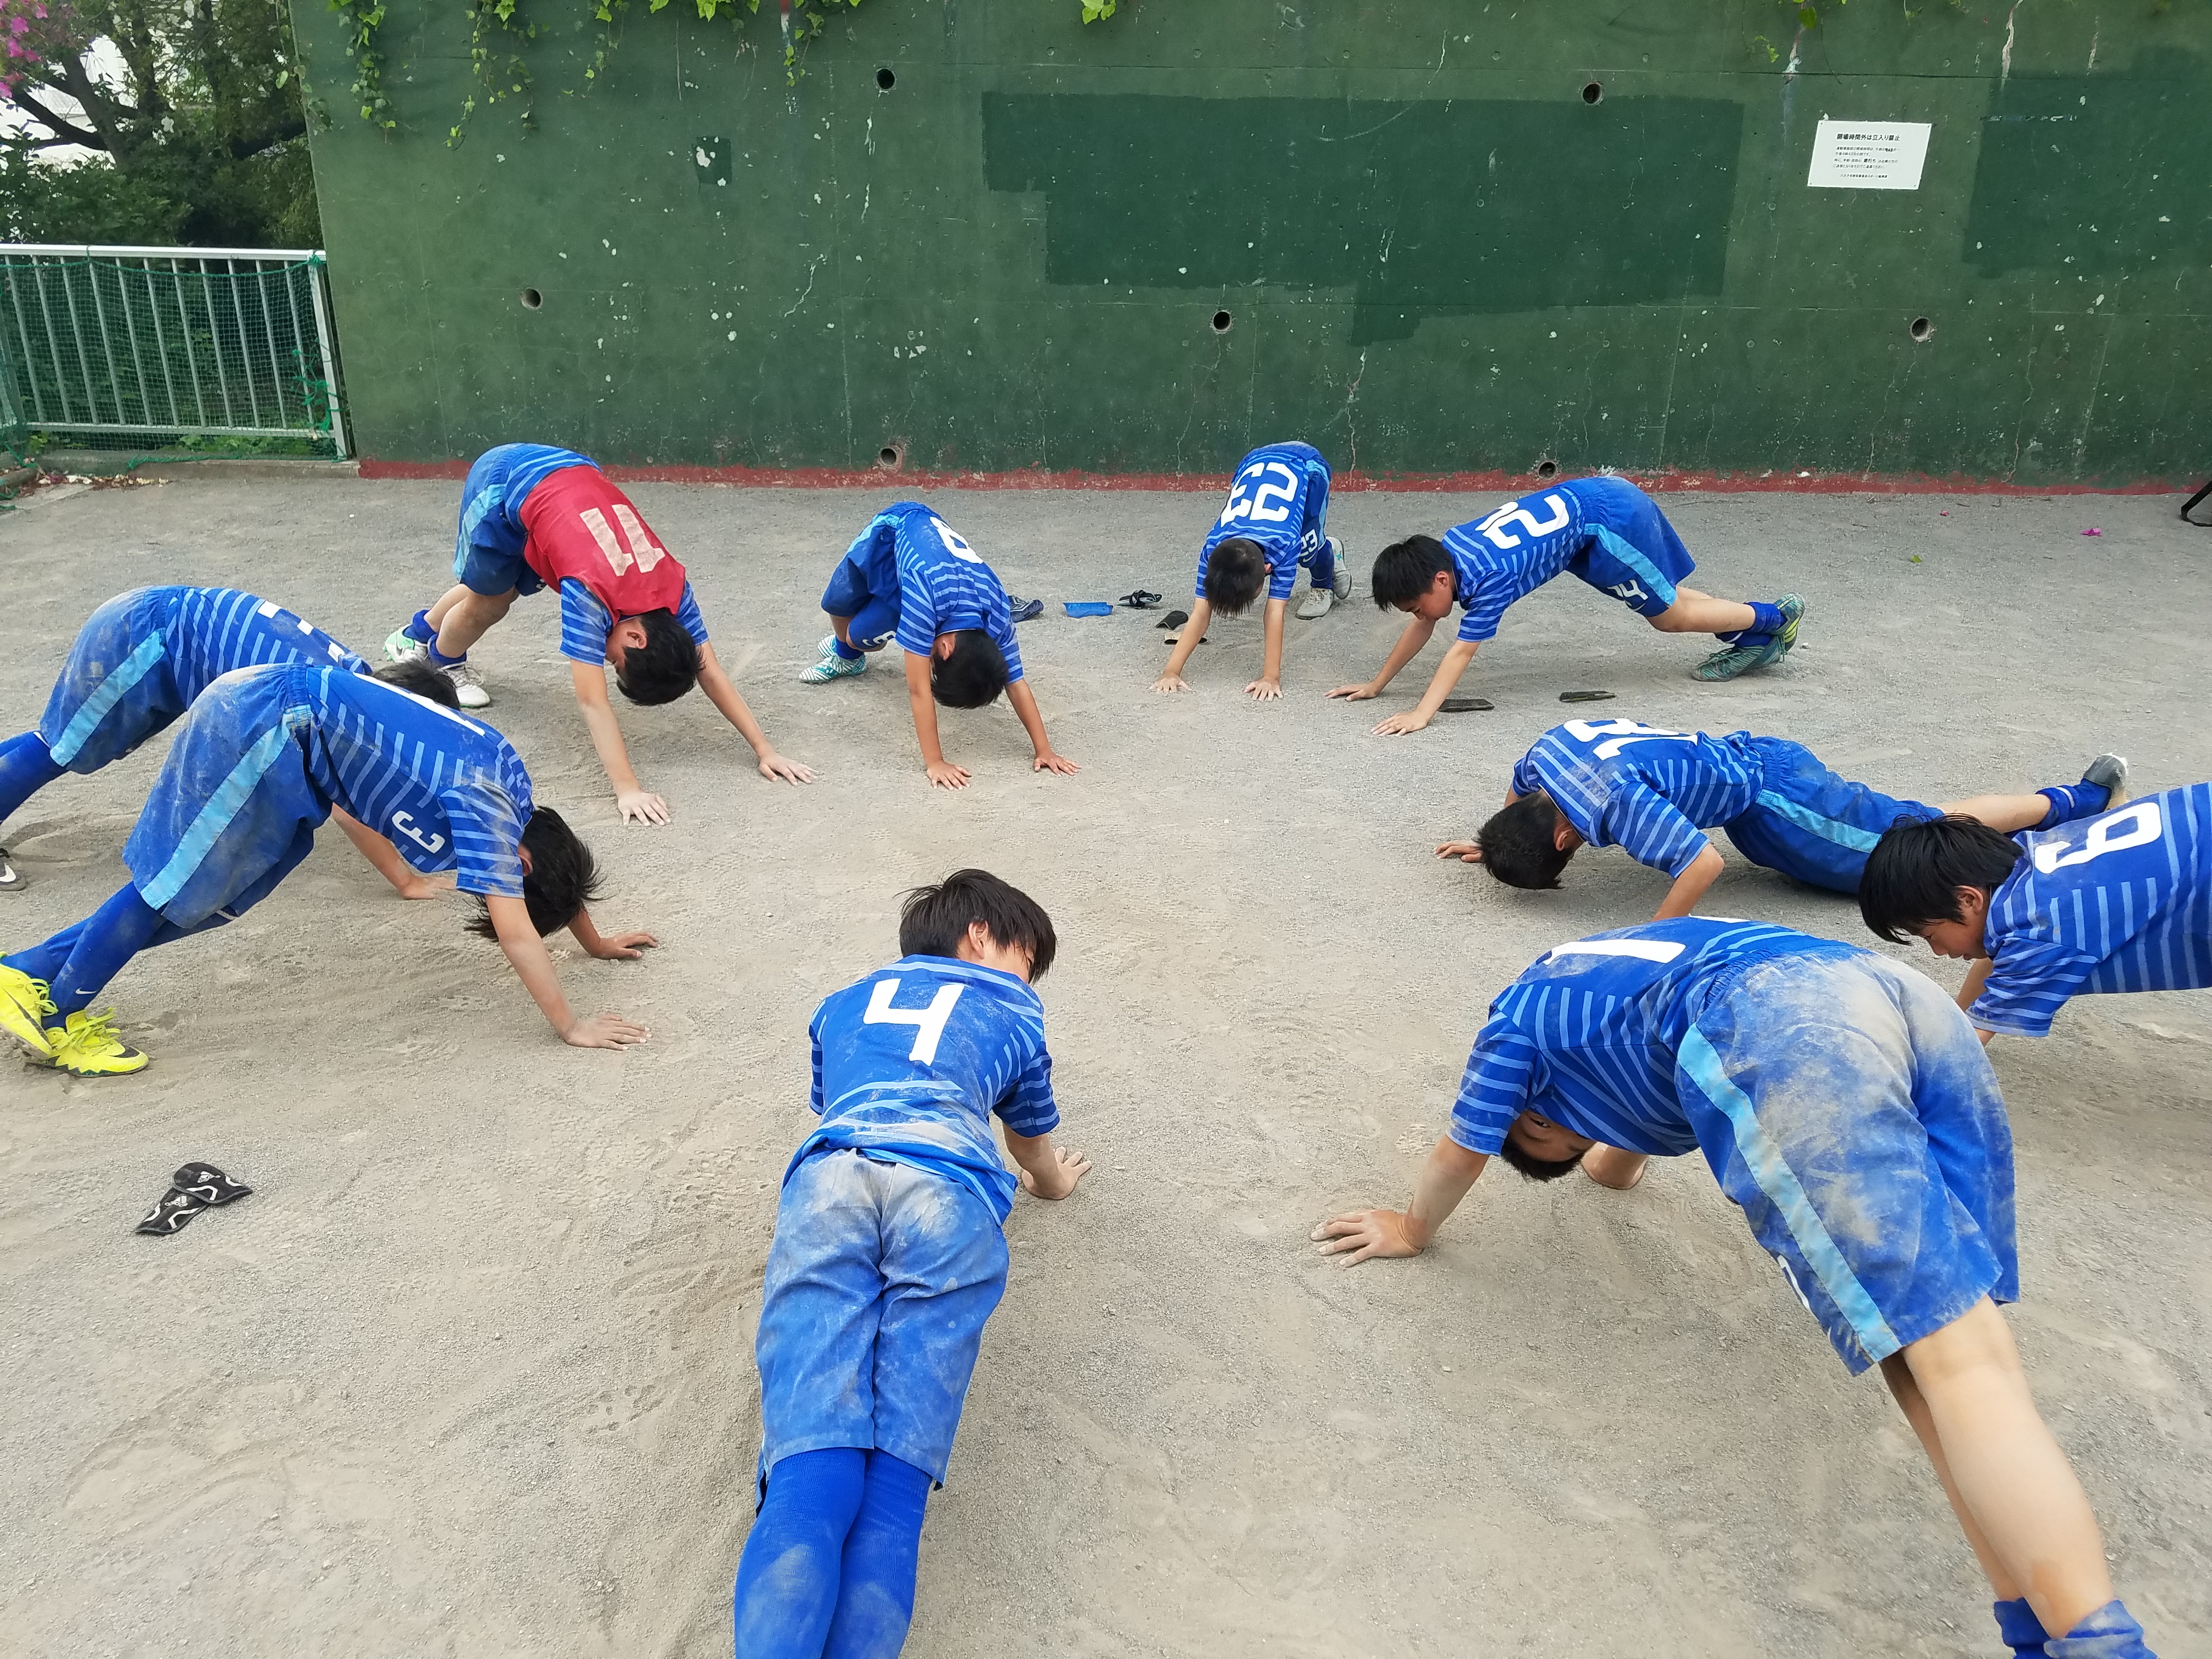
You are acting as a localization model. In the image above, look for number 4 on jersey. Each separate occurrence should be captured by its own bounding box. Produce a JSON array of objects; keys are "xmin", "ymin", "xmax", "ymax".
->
[{"xmin": 864, "ymin": 978, "xmax": 965, "ymax": 1064}]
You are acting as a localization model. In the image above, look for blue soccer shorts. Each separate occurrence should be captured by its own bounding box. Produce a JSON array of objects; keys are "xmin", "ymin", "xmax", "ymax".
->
[
  {"xmin": 753, "ymin": 1148, "xmax": 1009, "ymax": 1489},
  {"xmin": 819, "ymin": 555, "xmax": 900, "ymax": 651},
  {"xmin": 1675, "ymin": 948, "xmax": 2017, "ymax": 1375},
  {"xmin": 1562, "ymin": 476, "xmax": 1696, "ymax": 620},
  {"xmin": 452, "ymin": 451, "xmax": 548, "ymax": 599},
  {"xmin": 37, "ymin": 588, "xmax": 190, "ymax": 774},
  {"xmin": 1722, "ymin": 736, "xmax": 1938, "ymax": 894}
]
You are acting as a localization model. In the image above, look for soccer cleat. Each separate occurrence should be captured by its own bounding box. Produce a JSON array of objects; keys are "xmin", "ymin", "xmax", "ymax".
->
[
  {"xmin": 1296, "ymin": 585, "xmax": 1335, "ymax": 620},
  {"xmin": 442, "ymin": 662, "xmax": 492, "ymax": 709},
  {"xmin": 1330, "ymin": 538, "xmax": 1353, "ymax": 601},
  {"xmin": 1690, "ymin": 640, "xmax": 1768, "ymax": 682},
  {"xmin": 0, "ymin": 845, "xmax": 21, "ymax": 892},
  {"xmin": 383, "ymin": 628, "xmax": 430, "ymax": 664},
  {"xmin": 2083, "ymin": 753, "xmax": 2129, "ymax": 810},
  {"xmin": 1008, "ymin": 596, "xmax": 1045, "ymax": 624},
  {"xmin": 1757, "ymin": 594, "xmax": 1805, "ymax": 665},
  {"xmin": 1, "ymin": 964, "xmax": 58, "ymax": 1059},
  {"xmin": 43, "ymin": 1008, "xmax": 149, "ymax": 1076},
  {"xmin": 799, "ymin": 649, "xmax": 868, "ymax": 685}
]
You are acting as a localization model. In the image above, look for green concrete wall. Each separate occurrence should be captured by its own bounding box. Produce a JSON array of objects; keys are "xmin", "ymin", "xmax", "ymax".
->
[{"xmin": 291, "ymin": 0, "xmax": 2211, "ymax": 482}]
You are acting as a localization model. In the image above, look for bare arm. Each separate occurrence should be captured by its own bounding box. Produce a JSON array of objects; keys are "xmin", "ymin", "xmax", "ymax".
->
[
  {"xmin": 331, "ymin": 806, "xmax": 451, "ymax": 900},
  {"xmin": 1152, "ymin": 596, "xmax": 1214, "ymax": 691},
  {"xmin": 1310, "ymin": 1135, "xmax": 1491, "ymax": 1264},
  {"xmin": 1653, "ymin": 844, "xmax": 1726, "ymax": 920},
  {"xmin": 1006, "ymin": 680, "xmax": 1078, "ymax": 776},
  {"xmin": 569, "ymin": 662, "xmax": 669, "ymax": 825},
  {"xmin": 567, "ymin": 904, "xmax": 660, "ymax": 961},
  {"xmin": 1248, "ymin": 597, "xmax": 1289, "ymax": 699},
  {"xmin": 484, "ymin": 893, "xmax": 650, "ymax": 1047},
  {"xmin": 1960, "ymin": 956, "xmax": 1997, "ymax": 1046},
  {"xmin": 1373, "ymin": 637, "xmax": 1482, "ymax": 736},
  {"xmin": 696, "ymin": 641, "xmax": 812, "ymax": 783},
  {"xmin": 903, "ymin": 648, "xmax": 966, "ymax": 789},
  {"xmin": 1003, "ymin": 1125, "xmax": 1092, "ymax": 1199},
  {"xmin": 1330, "ymin": 613, "xmax": 1437, "ymax": 702}
]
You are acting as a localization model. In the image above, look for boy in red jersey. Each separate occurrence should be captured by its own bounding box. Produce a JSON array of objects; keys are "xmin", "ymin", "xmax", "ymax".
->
[{"xmin": 387, "ymin": 443, "xmax": 811, "ymax": 824}]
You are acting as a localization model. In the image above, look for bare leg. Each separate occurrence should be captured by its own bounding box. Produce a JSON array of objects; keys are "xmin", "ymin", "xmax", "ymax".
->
[
  {"xmin": 1881, "ymin": 1351, "xmax": 2019, "ymax": 1597},
  {"xmin": 1582, "ymin": 1144, "xmax": 1649, "ymax": 1189},
  {"xmin": 1895, "ymin": 1298, "xmax": 2114, "ymax": 1637},
  {"xmin": 830, "ymin": 614, "xmax": 854, "ymax": 648},
  {"xmin": 1646, "ymin": 587, "xmax": 1757, "ymax": 635},
  {"xmin": 1939, "ymin": 794, "xmax": 2050, "ymax": 834},
  {"xmin": 431, "ymin": 586, "xmax": 517, "ymax": 659}
]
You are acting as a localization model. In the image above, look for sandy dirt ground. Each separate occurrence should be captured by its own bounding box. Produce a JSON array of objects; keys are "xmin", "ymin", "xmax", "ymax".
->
[{"xmin": 1, "ymin": 475, "xmax": 2208, "ymax": 1659}]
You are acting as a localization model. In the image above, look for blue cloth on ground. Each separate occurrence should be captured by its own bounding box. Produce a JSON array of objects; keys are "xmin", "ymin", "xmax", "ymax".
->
[
  {"xmin": 1197, "ymin": 441, "xmax": 1333, "ymax": 603},
  {"xmin": 754, "ymin": 1149, "xmax": 1009, "ymax": 1485},
  {"xmin": 1063, "ymin": 601, "xmax": 1113, "ymax": 617},
  {"xmin": 449, "ymin": 443, "xmax": 596, "ymax": 595},
  {"xmin": 1973, "ymin": 782, "xmax": 2212, "ymax": 1036},
  {"xmin": 2045, "ymin": 1600, "xmax": 2155, "ymax": 1659},
  {"xmin": 1441, "ymin": 475, "xmax": 1696, "ymax": 643},
  {"xmin": 732, "ymin": 1446, "xmax": 867, "ymax": 1658},
  {"xmin": 820, "ymin": 503, "xmax": 1025, "ymax": 682},
  {"xmin": 1449, "ymin": 917, "xmax": 2017, "ymax": 1374}
]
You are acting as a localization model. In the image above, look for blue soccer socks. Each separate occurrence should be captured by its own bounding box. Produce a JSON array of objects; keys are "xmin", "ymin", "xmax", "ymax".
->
[
  {"xmin": 403, "ymin": 608, "xmax": 437, "ymax": 645},
  {"xmin": 821, "ymin": 1451, "xmax": 932, "ymax": 1659},
  {"xmin": 733, "ymin": 1447, "xmax": 868, "ymax": 1657},
  {"xmin": 2043, "ymin": 1600, "xmax": 2156, "ymax": 1659},
  {"xmin": 0, "ymin": 730, "xmax": 65, "ymax": 827},
  {"xmin": 1995, "ymin": 1596, "xmax": 2052, "ymax": 1655}
]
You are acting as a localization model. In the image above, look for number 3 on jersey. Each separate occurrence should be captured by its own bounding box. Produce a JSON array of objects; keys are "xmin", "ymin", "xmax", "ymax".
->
[
  {"xmin": 1218, "ymin": 461, "xmax": 1299, "ymax": 528},
  {"xmin": 865, "ymin": 978, "xmax": 964, "ymax": 1064}
]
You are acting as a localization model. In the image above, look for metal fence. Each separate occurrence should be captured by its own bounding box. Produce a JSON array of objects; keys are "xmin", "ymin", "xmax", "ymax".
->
[{"xmin": 0, "ymin": 245, "xmax": 348, "ymax": 458}]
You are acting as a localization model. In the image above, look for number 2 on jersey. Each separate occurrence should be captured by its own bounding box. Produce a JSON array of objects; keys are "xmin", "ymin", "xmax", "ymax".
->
[{"xmin": 865, "ymin": 978, "xmax": 965, "ymax": 1064}]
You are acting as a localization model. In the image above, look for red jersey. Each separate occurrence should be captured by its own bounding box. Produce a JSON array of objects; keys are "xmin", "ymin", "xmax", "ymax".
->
[{"xmin": 516, "ymin": 465, "xmax": 688, "ymax": 619}]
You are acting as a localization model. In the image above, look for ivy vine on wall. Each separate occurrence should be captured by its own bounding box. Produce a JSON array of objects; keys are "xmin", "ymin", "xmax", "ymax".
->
[{"xmin": 325, "ymin": 0, "xmax": 1120, "ymax": 144}]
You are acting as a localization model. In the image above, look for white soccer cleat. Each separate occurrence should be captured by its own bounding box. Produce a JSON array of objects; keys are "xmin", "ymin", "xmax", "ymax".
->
[
  {"xmin": 443, "ymin": 662, "xmax": 492, "ymax": 708},
  {"xmin": 800, "ymin": 650, "xmax": 868, "ymax": 685},
  {"xmin": 2083, "ymin": 753, "xmax": 2129, "ymax": 810},
  {"xmin": 1296, "ymin": 585, "xmax": 1335, "ymax": 620}
]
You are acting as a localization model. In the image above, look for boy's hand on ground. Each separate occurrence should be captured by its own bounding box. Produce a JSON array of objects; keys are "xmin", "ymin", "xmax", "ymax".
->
[
  {"xmin": 926, "ymin": 759, "xmax": 972, "ymax": 790},
  {"xmin": 1245, "ymin": 677, "xmax": 1283, "ymax": 701},
  {"xmin": 757, "ymin": 752, "xmax": 815, "ymax": 785},
  {"xmin": 1326, "ymin": 682, "xmax": 1380, "ymax": 702},
  {"xmin": 1032, "ymin": 752, "xmax": 1080, "ymax": 776},
  {"xmin": 1373, "ymin": 711, "xmax": 1432, "ymax": 736},
  {"xmin": 563, "ymin": 1014, "xmax": 650, "ymax": 1048},
  {"xmin": 1436, "ymin": 840, "xmax": 1482, "ymax": 864},
  {"xmin": 585, "ymin": 930, "xmax": 659, "ymax": 960},
  {"xmin": 616, "ymin": 789, "xmax": 672, "ymax": 825},
  {"xmin": 1018, "ymin": 1146, "xmax": 1092, "ymax": 1199},
  {"xmin": 395, "ymin": 871, "xmax": 458, "ymax": 899},
  {"xmin": 1310, "ymin": 1208, "xmax": 1423, "ymax": 1265},
  {"xmin": 1149, "ymin": 673, "xmax": 1190, "ymax": 695}
]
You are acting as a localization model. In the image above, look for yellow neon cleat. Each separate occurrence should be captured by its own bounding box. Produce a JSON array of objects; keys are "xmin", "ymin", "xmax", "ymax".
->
[
  {"xmin": 43, "ymin": 1008, "xmax": 150, "ymax": 1077},
  {"xmin": 1, "ymin": 964, "xmax": 58, "ymax": 1060}
]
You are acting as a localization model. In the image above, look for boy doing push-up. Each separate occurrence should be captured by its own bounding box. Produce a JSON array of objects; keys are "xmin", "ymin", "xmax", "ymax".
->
[
  {"xmin": 386, "ymin": 443, "xmax": 811, "ymax": 824},
  {"xmin": 1313, "ymin": 917, "xmax": 2158, "ymax": 1657},
  {"xmin": 1328, "ymin": 476, "xmax": 1802, "ymax": 735},
  {"xmin": 1448, "ymin": 715, "xmax": 2126, "ymax": 919},
  {"xmin": 799, "ymin": 502, "xmax": 1077, "ymax": 789},
  {"xmin": 0, "ymin": 662, "xmax": 654, "ymax": 1076},
  {"xmin": 731, "ymin": 871, "xmax": 1088, "ymax": 1656},
  {"xmin": 1862, "ymin": 782, "xmax": 2210, "ymax": 1047},
  {"xmin": 1152, "ymin": 441, "xmax": 1348, "ymax": 700}
]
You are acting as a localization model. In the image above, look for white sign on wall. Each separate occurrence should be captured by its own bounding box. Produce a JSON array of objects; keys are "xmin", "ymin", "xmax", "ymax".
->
[{"xmin": 1806, "ymin": 119, "xmax": 1932, "ymax": 190}]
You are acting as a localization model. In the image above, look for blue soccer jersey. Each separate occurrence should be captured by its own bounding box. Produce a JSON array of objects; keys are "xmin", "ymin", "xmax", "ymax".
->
[
  {"xmin": 297, "ymin": 668, "xmax": 537, "ymax": 896},
  {"xmin": 1970, "ymin": 783, "xmax": 2212, "ymax": 1036},
  {"xmin": 843, "ymin": 502, "xmax": 1024, "ymax": 681},
  {"xmin": 1440, "ymin": 475, "xmax": 1691, "ymax": 643},
  {"xmin": 455, "ymin": 443, "xmax": 597, "ymax": 565},
  {"xmin": 161, "ymin": 586, "xmax": 365, "ymax": 697},
  {"xmin": 798, "ymin": 955, "xmax": 1060, "ymax": 1223},
  {"xmin": 1197, "ymin": 442, "xmax": 1331, "ymax": 603},
  {"xmin": 1511, "ymin": 719, "xmax": 1765, "ymax": 878},
  {"xmin": 554, "ymin": 578, "xmax": 710, "ymax": 665},
  {"xmin": 1448, "ymin": 917, "xmax": 1851, "ymax": 1156}
]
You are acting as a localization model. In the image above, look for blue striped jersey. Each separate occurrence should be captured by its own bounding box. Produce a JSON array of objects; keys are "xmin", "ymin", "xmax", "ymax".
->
[
  {"xmin": 1511, "ymin": 720, "xmax": 1764, "ymax": 878},
  {"xmin": 1197, "ymin": 442, "xmax": 1331, "ymax": 602},
  {"xmin": 799, "ymin": 955, "xmax": 1059, "ymax": 1223},
  {"xmin": 156, "ymin": 585, "xmax": 366, "ymax": 701},
  {"xmin": 1970, "ymin": 783, "xmax": 2212, "ymax": 1036},
  {"xmin": 1449, "ymin": 917, "xmax": 1855, "ymax": 1156},
  {"xmin": 1440, "ymin": 477, "xmax": 1605, "ymax": 642},
  {"xmin": 455, "ymin": 443, "xmax": 597, "ymax": 563},
  {"xmin": 845, "ymin": 501, "xmax": 1024, "ymax": 681},
  {"xmin": 295, "ymin": 668, "xmax": 535, "ymax": 897},
  {"xmin": 555, "ymin": 578, "xmax": 710, "ymax": 665}
]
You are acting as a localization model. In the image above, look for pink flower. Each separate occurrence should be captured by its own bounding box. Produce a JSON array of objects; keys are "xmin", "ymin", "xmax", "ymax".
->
[{"xmin": 7, "ymin": 18, "xmax": 27, "ymax": 34}]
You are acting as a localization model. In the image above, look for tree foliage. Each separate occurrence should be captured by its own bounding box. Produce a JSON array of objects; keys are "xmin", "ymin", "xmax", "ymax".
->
[{"xmin": 0, "ymin": 0, "xmax": 321, "ymax": 246}]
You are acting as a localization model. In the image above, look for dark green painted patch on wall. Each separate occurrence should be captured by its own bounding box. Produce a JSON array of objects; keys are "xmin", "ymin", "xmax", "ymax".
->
[{"xmin": 982, "ymin": 94, "xmax": 1742, "ymax": 343}]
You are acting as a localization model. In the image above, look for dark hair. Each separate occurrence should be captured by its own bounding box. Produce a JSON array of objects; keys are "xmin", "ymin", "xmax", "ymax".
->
[
  {"xmin": 1204, "ymin": 537, "xmax": 1269, "ymax": 617},
  {"xmin": 930, "ymin": 629, "xmax": 1009, "ymax": 708},
  {"xmin": 1370, "ymin": 534, "xmax": 1453, "ymax": 610},
  {"xmin": 899, "ymin": 868, "xmax": 1057, "ymax": 980},
  {"xmin": 1498, "ymin": 1124, "xmax": 1585, "ymax": 1182},
  {"xmin": 466, "ymin": 805, "xmax": 606, "ymax": 939},
  {"xmin": 371, "ymin": 656, "xmax": 462, "ymax": 709},
  {"xmin": 1859, "ymin": 814, "xmax": 2024, "ymax": 943},
  {"xmin": 614, "ymin": 609, "xmax": 702, "ymax": 706},
  {"xmin": 1477, "ymin": 793, "xmax": 1574, "ymax": 889}
]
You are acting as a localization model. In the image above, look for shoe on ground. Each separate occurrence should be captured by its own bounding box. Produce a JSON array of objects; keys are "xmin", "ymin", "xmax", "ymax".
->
[
  {"xmin": 1756, "ymin": 594, "xmax": 1805, "ymax": 666},
  {"xmin": 800, "ymin": 648, "xmax": 868, "ymax": 685},
  {"xmin": 443, "ymin": 662, "xmax": 492, "ymax": 709},
  {"xmin": 2083, "ymin": 753, "xmax": 2129, "ymax": 809},
  {"xmin": 1, "ymin": 964, "xmax": 57, "ymax": 1059},
  {"xmin": 43, "ymin": 1008, "xmax": 149, "ymax": 1076},
  {"xmin": 1008, "ymin": 596, "xmax": 1045, "ymax": 625},
  {"xmin": 383, "ymin": 628, "xmax": 430, "ymax": 664},
  {"xmin": 1691, "ymin": 595, "xmax": 1805, "ymax": 682},
  {"xmin": 1296, "ymin": 585, "xmax": 1335, "ymax": 620},
  {"xmin": 0, "ymin": 845, "xmax": 22, "ymax": 893},
  {"xmin": 1329, "ymin": 537, "xmax": 1352, "ymax": 600}
]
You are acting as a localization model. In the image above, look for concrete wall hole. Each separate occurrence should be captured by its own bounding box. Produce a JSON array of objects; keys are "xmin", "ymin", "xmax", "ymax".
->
[
  {"xmin": 1211, "ymin": 309, "xmax": 1233, "ymax": 332},
  {"xmin": 877, "ymin": 440, "xmax": 907, "ymax": 470},
  {"xmin": 1533, "ymin": 457, "xmax": 1560, "ymax": 479},
  {"xmin": 520, "ymin": 288, "xmax": 543, "ymax": 310},
  {"xmin": 1582, "ymin": 81, "xmax": 1604, "ymax": 104},
  {"xmin": 876, "ymin": 67, "xmax": 895, "ymax": 90},
  {"xmin": 1909, "ymin": 316, "xmax": 1934, "ymax": 342}
]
